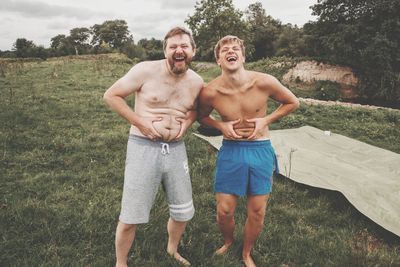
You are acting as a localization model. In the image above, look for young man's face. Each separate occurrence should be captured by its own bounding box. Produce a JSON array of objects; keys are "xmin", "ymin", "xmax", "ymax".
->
[
  {"xmin": 217, "ymin": 41, "xmax": 245, "ymax": 71},
  {"xmin": 164, "ymin": 34, "xmax": 195, "ymax": 75}
]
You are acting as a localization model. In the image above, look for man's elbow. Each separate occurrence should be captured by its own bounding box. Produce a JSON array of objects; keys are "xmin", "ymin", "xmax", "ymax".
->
[
  {"xmin": 196, "ymin": 114, "xmax": 204, "ymax": 124},
  {"xmin": 293, "ymin": 98, "xmax": 300, "ymax": 110},
  {"xmin": 103, "ymin": 91, "xmax": 112, "ymax": 106}
]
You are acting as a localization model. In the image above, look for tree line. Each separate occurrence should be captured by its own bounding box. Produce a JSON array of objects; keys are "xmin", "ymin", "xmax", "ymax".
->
[{"xmin": 0, "ymin": 0, "xmax": 398, "ymax": 104}]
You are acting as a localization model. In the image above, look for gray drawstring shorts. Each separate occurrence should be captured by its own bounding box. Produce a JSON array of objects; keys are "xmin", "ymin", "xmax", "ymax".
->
[{"xmin": 119, "ymin": 135, "xmax": 195, "ymax": 224}]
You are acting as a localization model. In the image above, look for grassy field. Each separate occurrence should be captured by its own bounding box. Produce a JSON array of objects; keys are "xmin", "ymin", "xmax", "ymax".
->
[{"xmin": 1, "ymin": 54, "xmax": 400, "ymax": 266}]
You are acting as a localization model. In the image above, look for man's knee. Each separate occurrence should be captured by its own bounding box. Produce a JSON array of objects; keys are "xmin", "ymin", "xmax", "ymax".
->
[
  {"xmin": 118, "ymin": 222, "xmax": 137, "ymax": 233},
  {"xmin": 217, "ymin": 207, "xmax": 235, "ymax": 222},
  {"xmin": 247, "ymin": 208, "xmax": 265, "ymax": 226}
]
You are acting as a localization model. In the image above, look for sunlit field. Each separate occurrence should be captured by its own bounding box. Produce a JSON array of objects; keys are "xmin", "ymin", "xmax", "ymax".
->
[{"xmin": 1, "ymin": 54, "xmax": 399, "ymax": 266}]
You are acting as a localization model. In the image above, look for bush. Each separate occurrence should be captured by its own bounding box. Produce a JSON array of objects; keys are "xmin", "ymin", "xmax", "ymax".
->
[{"xmin": 313, "ymin": 81, "xmax": 341, "ymax": 101}]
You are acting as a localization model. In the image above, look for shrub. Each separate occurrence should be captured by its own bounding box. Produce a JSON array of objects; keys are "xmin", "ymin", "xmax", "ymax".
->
[{"xmin": 314, "ymin": 81, "xmax": 341, "ymax": 101}]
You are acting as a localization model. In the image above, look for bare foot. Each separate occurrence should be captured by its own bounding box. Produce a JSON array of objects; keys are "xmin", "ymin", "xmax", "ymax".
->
[
  {"xmin": 214, "ymin": 243, "xmax": 232, "ymax": 255},
  {"xmin": 242, "ymin": 255, "xmax": 256, "ymax": 267},
  {"xmin": 168, "ymin": 251, "xmax": 191, "ymax": 266}
]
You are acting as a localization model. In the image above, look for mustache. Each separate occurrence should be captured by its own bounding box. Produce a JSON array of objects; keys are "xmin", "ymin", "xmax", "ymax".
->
[{"xmin": 173, "ymin": 51, "xmax": 187, "ymax": 59}]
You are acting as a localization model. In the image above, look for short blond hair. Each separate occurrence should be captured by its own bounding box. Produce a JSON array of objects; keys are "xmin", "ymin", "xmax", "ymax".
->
[
  {"xmin": 214, "ymin": 35, "xmax": 245, "ymax": 60},
  {"xmin": 163, "ymin": 27, "xmax": 196, "ymax": 51}
]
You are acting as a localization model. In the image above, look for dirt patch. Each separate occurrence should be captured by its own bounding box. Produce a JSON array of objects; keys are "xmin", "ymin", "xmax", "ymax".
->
[
  {"xmin": 283, "ymin": 61, "xmax": 359, "ymax": 99},
  {"xmin": 299, "ymin": 97, "xmax": 397, "ymax": 111}
]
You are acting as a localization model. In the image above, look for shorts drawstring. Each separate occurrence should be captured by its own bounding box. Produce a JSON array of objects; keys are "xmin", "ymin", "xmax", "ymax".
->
[{"xmin": 161, "ymin": 143, "xmax": 170, "ymax": 155}]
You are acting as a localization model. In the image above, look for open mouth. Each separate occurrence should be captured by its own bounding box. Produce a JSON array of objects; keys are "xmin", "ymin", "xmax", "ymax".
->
[
  {"xmin": 173, "ymin": 54, "xmax": 186, "ymax": 62},
  {"xmin": 226, "ymin": 56, "xmax": 237, "ymax": 62}
]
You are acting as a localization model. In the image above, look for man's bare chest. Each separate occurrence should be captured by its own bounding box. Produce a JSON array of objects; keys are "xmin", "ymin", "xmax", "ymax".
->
[
  {"xmin": 138, "ymin": 80, "xmax": 196, "ymax": 108},
  {"xmin": 214, "ymin": 88, "xmax": 268, "ymax": 115}
]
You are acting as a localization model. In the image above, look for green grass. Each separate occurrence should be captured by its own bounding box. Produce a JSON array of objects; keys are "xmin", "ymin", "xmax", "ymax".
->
[{"xmin": 1, "ymin": 54, "xmax": 399, "ymax": 266}]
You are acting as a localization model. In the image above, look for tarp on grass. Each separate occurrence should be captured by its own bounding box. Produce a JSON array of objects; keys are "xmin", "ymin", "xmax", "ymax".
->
[{"xmin": 193, "ymin": 126, "xmax": 400, "ymax": 237}]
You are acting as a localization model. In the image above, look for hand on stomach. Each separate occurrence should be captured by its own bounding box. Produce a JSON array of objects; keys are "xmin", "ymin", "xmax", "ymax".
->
[
  {"xmin": 233, "ymin": 127, "xmax": 254, "ymax": 139},
  {"xmin": 231, "ymin": 120, "xmax": 269, "ymax": 140},
  {"xmin": 152, "ymin": 116, "xmax": 181, "ymax": 141}
]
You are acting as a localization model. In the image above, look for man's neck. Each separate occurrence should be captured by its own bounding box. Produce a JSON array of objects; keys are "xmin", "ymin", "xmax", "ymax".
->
[{"xmin": 221, "ymin": 68, "xmax": 249, "ymax": 89}]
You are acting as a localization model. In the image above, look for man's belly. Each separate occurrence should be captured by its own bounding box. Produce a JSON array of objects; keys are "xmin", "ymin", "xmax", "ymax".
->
[
  {"xmin": 130, "ymin": 114, "xmax": 182, "ymax": 141},
  {"xmin": 231, "ymin": 120, "xmax": 270, "ymax": 140}
]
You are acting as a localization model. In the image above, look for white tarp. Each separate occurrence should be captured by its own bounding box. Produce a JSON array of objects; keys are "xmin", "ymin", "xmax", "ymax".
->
[{"xmin": 194, "ymin": 126, "xmax": 400, "ymax": 236}]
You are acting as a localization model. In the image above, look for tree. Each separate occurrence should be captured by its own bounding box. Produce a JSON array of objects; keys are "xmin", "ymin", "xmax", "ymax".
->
[
  {"xmin": 13, "ymin": 38, "xmax": 36, "ymax": 58},
  {"xmin": 50, "ymin": 34, "xmax": 74, "ymax": 56},
  {"xmin": 304, "ymin": 0, "xmax": 400, "ymax": 104},
  {"xmin": 91, "ymin": 20, "xmax": 132, "ymax": 50},
  {"xmin": 244, "ymin": 2, "xmax": 281, "ymax": 60},
  {"xmin": 120, "ymin": 40, "xmax": 146, "ymax": 60},
  {"xmin": 185, "ymin": 0, "xmax": 250, "ymax": 61},
  {"xmin": 274, "ymin": 25, "xmax": 307, "ymax": 57},
  {"xmin": 69, "ymin": 27, "xmax": 91, "ymax": 55},
  {"xmin": 138, "ymin": 38, "xmax": 164, "ymax": 60}
]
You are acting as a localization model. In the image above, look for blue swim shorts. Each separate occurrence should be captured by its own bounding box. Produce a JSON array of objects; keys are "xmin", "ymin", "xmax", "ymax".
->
[{"xmin": 214, "ymin": 139, "xmax": 279, "ymax": 196}]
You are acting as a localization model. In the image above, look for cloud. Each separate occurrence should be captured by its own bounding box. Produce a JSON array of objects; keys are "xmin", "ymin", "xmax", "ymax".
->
[
  {"xmin": 160, "ymin": 0, "xmax": 197, "ymax": 10},
  {"xmin": 0, "ymin": 0, "xmax": 106, "ymax": 19},
  {"xmin": 47, "ymin": 21, "xmax": 73, "ymax": 30},
  {"xmin": 128, "ymin": 10, "xmax": 190, "ymax": 40}
]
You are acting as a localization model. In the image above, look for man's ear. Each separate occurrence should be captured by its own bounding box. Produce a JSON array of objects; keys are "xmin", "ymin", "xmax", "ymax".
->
[{"xmin": 192, "ymin": 48, "xmax": 196, "ymax": 58}]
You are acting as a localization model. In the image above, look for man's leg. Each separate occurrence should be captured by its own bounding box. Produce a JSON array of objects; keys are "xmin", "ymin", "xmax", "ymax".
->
[
  {"xmin": 115, "ymin": 221, "xmax": 137, "ymax": 267},
  {"xmin": 167, "ymin": 218, "xmax": 190, "ymax": 266},
  {"xmin": 215, "ymin": 193, "xmax": 238, "ymax": 255},
  {"xmin": 242, "ymin": 194, "xmax": 269, "ymax": 267}
]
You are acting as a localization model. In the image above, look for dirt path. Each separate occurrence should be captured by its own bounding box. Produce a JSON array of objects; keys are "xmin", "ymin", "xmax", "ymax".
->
[{"xmin": 299, "ymin": 97, "xmax": 397, "ymax": 111}]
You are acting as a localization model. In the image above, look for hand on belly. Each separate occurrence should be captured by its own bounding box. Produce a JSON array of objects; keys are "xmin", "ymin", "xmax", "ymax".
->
[
  {"xmin": 231, "ymin": 120, "xmax": 253, "ymax": 139},
  {"xmin": 234, "ymin": 127, "xmax": 255, "ymax": 138},
  {"xmin": 152, "ymin": 117, "xmax": 182, "ymax": 141}
]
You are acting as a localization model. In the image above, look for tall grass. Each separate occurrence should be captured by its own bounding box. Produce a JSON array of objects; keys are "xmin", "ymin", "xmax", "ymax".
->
[{"xmin": 1, "ymin": 54, "xmax": 399, "ymax": 266}]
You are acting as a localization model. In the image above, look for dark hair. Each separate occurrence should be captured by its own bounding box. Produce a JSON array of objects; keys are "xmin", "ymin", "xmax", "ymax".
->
[{"xmin": 163, "ymin": 27, "xmax": 196, "ymax": 51}]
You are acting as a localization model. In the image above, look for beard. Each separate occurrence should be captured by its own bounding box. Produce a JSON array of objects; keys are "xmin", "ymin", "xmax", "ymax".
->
[{"xmin": 168, "ymin": 53, "xmax": 192, "ymax": 74}]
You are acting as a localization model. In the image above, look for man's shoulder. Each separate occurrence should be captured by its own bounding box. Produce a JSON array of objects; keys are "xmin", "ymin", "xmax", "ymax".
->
[
  {"xmin": 186, "ymin": 69, "xmax": 204, "ymax": 85},
  {"xmin": 134, "ymin": 59, "xmax": 163, "ymax": 70},
  {"xmin": 127, "ymin": 60, "xmax": 164, "ymax": 81},
  {"xmin": 200, "ymin": 77, "xmax": 221, "ymax": 99},
  {"xmin": 204, "ymin": 76, "xmax": 222, "ymax": 91},
  {"xmin": 247, "ymin": 70, "xmax": 279, "ymax": 87},
  {"xmin": 247, "ymin": 70, "xmax": 271, "ymax": 79}
]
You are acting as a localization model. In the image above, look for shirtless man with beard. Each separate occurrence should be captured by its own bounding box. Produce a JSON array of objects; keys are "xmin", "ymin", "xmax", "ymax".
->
[
  {"xmin": 103, "ymin": 27, "xmax": 203, "ymax": 267},
  {"xmin": 198, "ymin": 36, "xmax": 299, "ymax": 267}
]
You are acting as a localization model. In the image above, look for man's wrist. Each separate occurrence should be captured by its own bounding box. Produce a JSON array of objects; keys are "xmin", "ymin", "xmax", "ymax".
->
[{"xmin": 263, "ymin": 115, "xmax": 272, "ymax": 125}]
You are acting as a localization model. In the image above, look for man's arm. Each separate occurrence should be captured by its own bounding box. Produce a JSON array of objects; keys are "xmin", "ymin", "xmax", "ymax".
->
[
  {"xmin": 172, "ymin": 74, "xmax": 205, "ymax": 141},
  {"xmin": 173, "ymin": 108, "xmax": 197, "ymax": 140},
  {"xmin": 103, "ymin": 62, "xmax": 162, "ymax": 139},
  {"xmin": 197, "ymin": 86, "xmax": 242, "ymax": 139},
  {"xmin": 247, "ymin": 74, "xmax": 300, "ymax": 140}
]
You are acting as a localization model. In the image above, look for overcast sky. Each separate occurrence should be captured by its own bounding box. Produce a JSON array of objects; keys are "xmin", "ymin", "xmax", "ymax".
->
[{"xmin": 0, "ymin": 0, "xmax": 318, "ymax": 51}]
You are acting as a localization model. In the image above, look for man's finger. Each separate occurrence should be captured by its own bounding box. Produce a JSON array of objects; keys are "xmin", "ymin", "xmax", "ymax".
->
[
  {"xmin": 231, "ymin": 118, "xmax": 241, "ymax": 125},
  {"xmin": 175, "ymin": 117, "xmax": 184, "ymax": 122},
  {"xmin": 231, "ymin": 130, "xmax": 242, "ymax": 139},
  {"xmin": 175, "ymin": 128, "xmax": 184, "ymax": 140},
  {"xmin": 151, "ymin": 128, "xmax": 162, "ymax": 138},
  {"xmin": 246, "ymin": 118, "xmax": 257, "ymax": 123},
  {"xmin": 247, "ymin": 133, "xmax": 256, "ymax": 140},
  {"xmin": 247, "ymin": 128, "xmax": 257, "ymax": 140}
]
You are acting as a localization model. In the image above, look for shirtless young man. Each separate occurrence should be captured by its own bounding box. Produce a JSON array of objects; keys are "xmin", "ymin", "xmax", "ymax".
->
[
  {"xmin": 103, "ymin": 27, "xmax": 203, "ymax": 267},
  {"xmin": 198, "ymin": 36, "xmax": 299, "ymax": 267}
]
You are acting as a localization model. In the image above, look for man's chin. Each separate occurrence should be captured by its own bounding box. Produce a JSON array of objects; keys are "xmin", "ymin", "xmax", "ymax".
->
[{"xmin": 171, "ymin": 65, "xmax": 189, "ymax": 74}]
